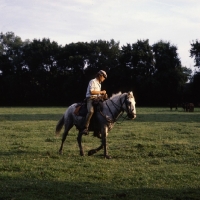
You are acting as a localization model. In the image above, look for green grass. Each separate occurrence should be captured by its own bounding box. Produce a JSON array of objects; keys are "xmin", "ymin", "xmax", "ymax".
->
[{"xmin": 0, "ymin": 107, "xmax": 200, "ymax": 200}]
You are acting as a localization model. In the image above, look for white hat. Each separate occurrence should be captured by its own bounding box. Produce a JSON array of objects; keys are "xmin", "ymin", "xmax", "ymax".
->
[{"xmin": 98, "ymin": 70, "xmax": 107, "ymax": 78}]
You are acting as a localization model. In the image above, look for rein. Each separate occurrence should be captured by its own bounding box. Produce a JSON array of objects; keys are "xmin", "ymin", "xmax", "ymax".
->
[{"xmin": 100, "ymin": 94, "xmax": 129, "ymax": 123}]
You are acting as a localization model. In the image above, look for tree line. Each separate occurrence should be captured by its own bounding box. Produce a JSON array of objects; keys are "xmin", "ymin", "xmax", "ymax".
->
[{"xmin": 0, "ymin": 32, "xmax": 199, "ymax": 106}]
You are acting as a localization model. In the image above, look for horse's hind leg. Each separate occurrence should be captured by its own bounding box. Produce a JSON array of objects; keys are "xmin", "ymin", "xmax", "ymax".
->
[
  {"xmin": 59, "ymin": 129, "xmax": 67, "ymax": 154},
  {"xmin": 59, "ymin": 122, "xmax": 73, "ymax": 155},
  {"xmin": 77, "ymin": 131, "xmax": 84, "ymax": 156}
]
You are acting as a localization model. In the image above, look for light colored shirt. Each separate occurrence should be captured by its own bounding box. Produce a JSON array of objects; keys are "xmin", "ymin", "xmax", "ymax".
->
[{"xmin": 86, "ymin": 78, "xmax": 101, "ymax": 98}]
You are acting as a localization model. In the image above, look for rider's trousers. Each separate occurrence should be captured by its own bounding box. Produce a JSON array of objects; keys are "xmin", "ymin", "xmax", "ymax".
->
[{"xmin": 84, "ymin": 97, "xmax": 94, "ymax": 129}]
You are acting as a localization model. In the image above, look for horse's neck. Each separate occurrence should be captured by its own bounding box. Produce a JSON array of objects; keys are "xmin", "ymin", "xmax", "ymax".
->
[
  {"xmin": 107, "ymin": 94, "xmax": 124, "ymax": 119},
  {"xmin": 112, "ymin": 95, "xmax": 122, "ymax": 107}
]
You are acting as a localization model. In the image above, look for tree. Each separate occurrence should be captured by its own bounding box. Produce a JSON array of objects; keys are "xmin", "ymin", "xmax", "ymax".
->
[
  {"xmin": 0, "ymin": 31, "xmax": 192, "ymax": 106},
  {"xmin": 118, "ymin": 40, "xmax": 155, "ymax": 104},
  {"xmin": 87, "ymin": 39, "xmax": 120, "ymax": 71},
  {"xmin": 22, "ymin": 38, "xmax": 62, "ymax": 105},
  {"xmin": 0, "ymin": 32, "xmax": 27, "ymax": 105},
  {"xmin": 189, "ymin": 40, "xmax": 200, "ymax": 103},
  {"xmin": 191, "ymin": 72, "xmax": 200, "ymax": 103},
  {"xmin": 0, "ymin": 32, "xmax": 25, "ymax": 75},
  {"xmin": 190, "ymin": 40, "xmax": 200, "ymax": 68},
  {"xmin": 152, "ymin": 40, "xmax": 188, "ymax": 104}
]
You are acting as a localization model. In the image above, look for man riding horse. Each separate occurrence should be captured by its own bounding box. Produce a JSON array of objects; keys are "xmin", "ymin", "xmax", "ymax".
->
[
  {"xmin": 82, "ymin": 70, "xmax": 107, "ymax": 135},
  {"xmin": 55, "ymin": 69, "xmax": 136, "ymax": 158}
]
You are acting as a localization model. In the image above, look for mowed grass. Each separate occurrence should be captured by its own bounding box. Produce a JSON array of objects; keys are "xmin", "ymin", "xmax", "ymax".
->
[{"xmin": 0, "ymin": 107, "xmax": 200, "ymax": 200}]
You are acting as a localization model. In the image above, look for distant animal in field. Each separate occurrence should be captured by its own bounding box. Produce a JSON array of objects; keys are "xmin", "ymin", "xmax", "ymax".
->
[
  {"xmin": 182, "ymin": 103, "xmax": 194, "ymax": 112},
  {"xmin": 182, "ymin": 103, "xmax": 186, "ymax": 111},
  {"xmin": 169, "ymin": 103, "xmax": 178, "ymax": 111}
]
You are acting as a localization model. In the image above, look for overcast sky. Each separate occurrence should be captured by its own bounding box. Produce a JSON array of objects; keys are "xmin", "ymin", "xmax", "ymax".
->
[{"xmin": 1, "ymin": 0, "xmax": 200, "ymax": 71}]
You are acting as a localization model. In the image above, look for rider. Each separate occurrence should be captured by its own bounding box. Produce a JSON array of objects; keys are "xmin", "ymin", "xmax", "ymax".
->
[{"xmin": 82, "ymin": 70, "xmax": 107, "ymax": 135}]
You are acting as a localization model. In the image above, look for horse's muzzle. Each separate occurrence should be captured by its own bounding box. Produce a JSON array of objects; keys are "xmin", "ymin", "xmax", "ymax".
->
[{"xmin": 128, "ymin": 113, "xmax": 136, "ymax": 119}]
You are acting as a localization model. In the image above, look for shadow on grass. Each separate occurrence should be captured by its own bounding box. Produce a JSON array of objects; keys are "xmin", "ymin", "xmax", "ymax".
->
[
  {"xmin": 135, "ymin": 113, "xmax": 200, "ymax": 123},
  {"xmin": 0, "ymin": 113, "xmax": 200, "ymax": 122},
  {"xmin": 0, "ymin": 177, "xmax": 200, "ymax": 200},
  {"xmin": 0, "ymin": 114, "xmax": 62, "ymax": 121}
]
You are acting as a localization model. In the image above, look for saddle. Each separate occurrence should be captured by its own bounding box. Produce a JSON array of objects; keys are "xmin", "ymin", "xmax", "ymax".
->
[
  {"xmin": 74, "ymin": 102, "xmax": 87, "ymax": 117},
  {"xmin": 74, "ymin": 94, "xmax": 108, "ymax": 117}
]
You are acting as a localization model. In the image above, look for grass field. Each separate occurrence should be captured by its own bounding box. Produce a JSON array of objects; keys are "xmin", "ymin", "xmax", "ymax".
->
[{"xmin": 0, "ymin": 107, "xmax": 200, "ymax": 200}]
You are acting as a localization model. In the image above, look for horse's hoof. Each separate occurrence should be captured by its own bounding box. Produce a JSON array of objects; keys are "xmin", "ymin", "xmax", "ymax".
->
[
  {"xmin": 80, "ymin": 151, "xmax": 84, "ymax": 156},
  {"xmin": 88, "ymin": 149, "xmax": 96, "ymax": 156},
  {"xmin": 59, "ymin": 151, "xmax": 63, "ymax": 155},
  {"xmin": 105, "ymin": 155, "xmax": 112, "ymax": 159}
]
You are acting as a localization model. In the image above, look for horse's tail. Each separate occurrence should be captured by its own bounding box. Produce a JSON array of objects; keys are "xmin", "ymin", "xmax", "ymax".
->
[{"xmin": 55, "ymin": 115, "xmax": 64, "ymax": 135}]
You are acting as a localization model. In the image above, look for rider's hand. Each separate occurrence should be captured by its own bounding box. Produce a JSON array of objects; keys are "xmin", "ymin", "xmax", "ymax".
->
[{"xmin": 101, "ymin": 90, "xmax": 106, "ymax": 95}]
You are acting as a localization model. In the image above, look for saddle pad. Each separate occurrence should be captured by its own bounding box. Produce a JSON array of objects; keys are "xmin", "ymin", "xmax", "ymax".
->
[
  {"xmin": 74, "ymin": 103, "xmax": 88, "ymax": 116},
  {"xmin": 74, "ymin": 105, "xmax": 81, "ymax": 116}
]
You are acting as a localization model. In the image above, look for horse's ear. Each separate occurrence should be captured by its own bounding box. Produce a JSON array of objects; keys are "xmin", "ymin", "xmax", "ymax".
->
[{"xmin": 128, "ymin": 91, "xmax": 134, "ymax": 97}]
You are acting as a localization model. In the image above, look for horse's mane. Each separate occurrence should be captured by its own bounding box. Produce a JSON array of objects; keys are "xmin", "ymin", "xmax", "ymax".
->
[
  {"xmin": 109, "ymin": 91, "xmax": 135, "ymax": 101},
  {"xmin": 110, "ymin": 91, "xmax": 122, "ymax": 100}
]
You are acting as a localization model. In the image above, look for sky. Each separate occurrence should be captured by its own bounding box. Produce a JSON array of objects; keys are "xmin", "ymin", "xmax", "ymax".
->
[{"xmin": 1, "ymin": 0, "xmax": 200, "ymax": 71}]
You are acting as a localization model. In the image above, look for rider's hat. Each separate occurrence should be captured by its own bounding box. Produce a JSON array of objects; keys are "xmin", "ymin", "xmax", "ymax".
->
[{"xmin": 98, "ymin": 70, "xmax": 107, "ymax": 78}]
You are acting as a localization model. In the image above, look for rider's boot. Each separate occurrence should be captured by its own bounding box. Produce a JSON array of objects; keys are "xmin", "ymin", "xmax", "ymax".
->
[{"xmin": 82, "ymin": 111, "xmax": 93, "ymax": 135}]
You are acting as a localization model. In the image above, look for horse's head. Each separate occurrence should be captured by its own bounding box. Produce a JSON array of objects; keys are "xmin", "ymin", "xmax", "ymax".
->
[{"xmin": 122, "ymin": 91, "xmax": 136, "ymax": 119}]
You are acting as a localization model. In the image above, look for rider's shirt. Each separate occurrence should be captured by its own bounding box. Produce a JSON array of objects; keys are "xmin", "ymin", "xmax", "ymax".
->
[{"xmin": 86, "ymin": 78, "xmax": 101, "ymax": 98}]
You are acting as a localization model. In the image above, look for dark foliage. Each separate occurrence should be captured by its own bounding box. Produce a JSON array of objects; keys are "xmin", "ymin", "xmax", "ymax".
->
[{"xmin": 0, "ymin": 32, "xmax": 197, "ymax": 106}]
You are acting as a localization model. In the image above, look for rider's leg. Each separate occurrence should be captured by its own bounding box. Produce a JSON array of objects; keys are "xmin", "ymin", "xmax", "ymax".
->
[{"xmin": 82, "ymin": 98, "xmax": 94, "ymax": 135}]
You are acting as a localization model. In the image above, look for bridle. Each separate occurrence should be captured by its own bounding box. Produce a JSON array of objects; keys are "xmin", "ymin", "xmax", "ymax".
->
[{"xmin": 102, "ymin": 94, "xmax": 134, "ymax": 123}]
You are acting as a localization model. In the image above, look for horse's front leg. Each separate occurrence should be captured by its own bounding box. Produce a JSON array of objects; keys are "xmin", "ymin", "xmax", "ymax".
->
[
  {"xmin": 77, "ymin": 131, "xmax": 84, "ymax": 156},
  {"xmin": 88, "ymin": 144, "xmax": 103, "ymax": 156},
  {"xmin": 102, "ymin": 127, "xmax": 111, "ymax": 159},
  {"xmin": 88, "ymin": 127, "xmax": 108, "ymax": 157},
  {"xmin": 102, "ymin": 135, "xmax": 111, "ymax": 159}
]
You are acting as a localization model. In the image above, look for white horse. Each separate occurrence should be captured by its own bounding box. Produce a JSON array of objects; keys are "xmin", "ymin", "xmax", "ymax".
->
[{"xmin": 55, "ymin": 91, "xmax": 136, "ymax": 159}]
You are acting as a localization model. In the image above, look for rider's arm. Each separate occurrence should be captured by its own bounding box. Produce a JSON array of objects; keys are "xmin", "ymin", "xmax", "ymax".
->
[{"xmin": 90, "ymin": 90, "xmax": 106, "ymax": 95}]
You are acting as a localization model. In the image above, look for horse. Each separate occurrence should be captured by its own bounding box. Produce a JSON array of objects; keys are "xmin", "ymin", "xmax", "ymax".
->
[
  {"xmin": 55, "ymin": 91, "xmax": 136, "ymax": 159},
  {"xmin": 182, "ymin": 102, "xmax": 194, "ymax": 112}
]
